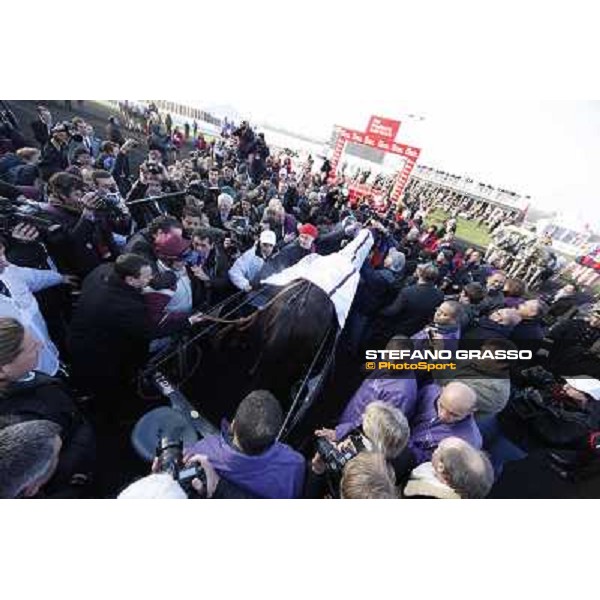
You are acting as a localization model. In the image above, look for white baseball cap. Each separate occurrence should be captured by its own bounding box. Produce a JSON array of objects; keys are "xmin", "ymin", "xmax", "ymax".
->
[
  {"xmin": 260, "ymin": 230, "xmax": 277, "ymax": 245},
  {"xmin": 564, "ymin": 377, "xmax": 600, "ymax": 401}
]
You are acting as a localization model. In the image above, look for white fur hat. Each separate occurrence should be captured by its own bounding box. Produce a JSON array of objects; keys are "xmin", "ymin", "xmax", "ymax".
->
[{"xmin": 117, "ymin": 474, "xmax": 187, "ymax": 499}]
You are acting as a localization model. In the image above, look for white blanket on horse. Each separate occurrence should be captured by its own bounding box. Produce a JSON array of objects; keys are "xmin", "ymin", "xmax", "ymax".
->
[{"xmin": 261, "ymin": 229, "xmax": 374, "ymax": 329}]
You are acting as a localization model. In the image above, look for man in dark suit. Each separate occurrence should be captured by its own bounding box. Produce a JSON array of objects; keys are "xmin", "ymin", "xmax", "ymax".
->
[
  {"xmin": 30, "ymin": 105, "xmax": 52, "ymax": 148},
  {"xmin": 377, "ymin": 262, "xmax": 444, "ymax": 338}
]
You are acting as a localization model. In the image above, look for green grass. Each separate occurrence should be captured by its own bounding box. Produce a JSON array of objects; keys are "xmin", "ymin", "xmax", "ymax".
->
[{"xmin": 425, "ymin": 208, "xmax": 491, "ymax": 249}]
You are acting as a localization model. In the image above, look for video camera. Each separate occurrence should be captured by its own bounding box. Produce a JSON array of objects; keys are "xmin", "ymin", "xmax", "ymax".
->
[
  {"xmin": 0, "ymin": 196, "xmax": 63, "ymax": 237},
  {"xmin": 155, "ymin": 435, "xmax": 206, "ymax": 496},
  {"xmin": 93, "ymin": 189, "xmax": 129, "ymax": 219},
  {"xmin": 225, "ymin": 216, "xmax": 260, "ymax": 252}
]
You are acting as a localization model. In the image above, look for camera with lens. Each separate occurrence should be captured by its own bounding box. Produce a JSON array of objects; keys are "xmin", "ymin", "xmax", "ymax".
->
[
  {"xmin": 315, "ymin": 436, "xmax": 358, "ymax": 475},
  {"xmin": 227, "ymin": 216, "xmax": 250, "ymax": 236},
  {"xmin": 519, "ymin": 365, "xmax": 556, "ymax": 388},
  {"xmin": 155, "ymin": 435, "xmax": 206, "ymax": 496},
  {"xmin": 93, "ymin": 190, "xmax": 127, "ymax": 218},
  {"xmin": 145, "ymin": 162, "xmax": 162, "ymax": 176},
  {"xmin": 0, "ymin": 196, "xmax": 63, "ymax": 237}
]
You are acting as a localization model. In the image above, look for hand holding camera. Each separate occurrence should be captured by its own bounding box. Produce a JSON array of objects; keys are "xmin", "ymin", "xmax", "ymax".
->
[
  {"xmin": 11, "ymin": 222, "xmax": 40, "ymax": 242},
  {"xmin": 182, "ymin": 454, "xmax": 220, "ymax": 498},
  {"xmin": 120, "ymin": 138, "xmax": 139, "ymax": 154},
  {"xmin": 80, "ymin": 191, "xmax": 105, "ymax": 217},
  {"xmin": 153, "ymin": 436, "xmax": 214, "ymax": 497}
]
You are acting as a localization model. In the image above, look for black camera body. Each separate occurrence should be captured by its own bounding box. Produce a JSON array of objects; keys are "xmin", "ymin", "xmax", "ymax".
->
[
  {"xmin": 155, "ymin": 436, "xmax": 206, "ymax": 495},
  {"xmin": 315, "ymin": 437, "xmax": 357, "ymax": 474},
  {"xmin": 94, "ymin": 190, "xmax": 126, "ymax": 218},
  {"xmin": 0, "ymin": 196, "xmax": 63, "ymax": 237}
]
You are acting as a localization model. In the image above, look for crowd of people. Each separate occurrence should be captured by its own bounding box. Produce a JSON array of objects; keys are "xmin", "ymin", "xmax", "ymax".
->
[{"xmin": 0, "ymin": 100, "xmax": 599, "ymax": 499}]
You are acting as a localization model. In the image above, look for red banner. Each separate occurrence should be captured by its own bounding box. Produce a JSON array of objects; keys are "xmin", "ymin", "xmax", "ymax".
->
[
  {"xmin": 337, "ymin": 127, "xmax": 420, "ymax": 159},
  {"xmin": 366, "ymin": 116, "xmax": 401, "ymax": 141},
  {"xmin": 329, "ymin": 123, "xmax": 422, "ymax": 206},
  {"xmin": 328, "ymin": 134, "xmax": 347, "ymax": 183}
]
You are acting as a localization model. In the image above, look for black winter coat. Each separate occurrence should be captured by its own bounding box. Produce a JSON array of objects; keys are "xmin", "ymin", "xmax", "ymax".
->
[
  {"xmin": 39, "ymin": 139, "xmax": 69, "ymax": 181},
  {"xmin": 379, "ymin": 282, "xmax": 444, "ymax": 336},
  {"xmin": 0, "ymin": 373, "xmax": 96, "ymax": 491},
  {"xmin": 68, "ymin": 264, "xmax": 189, "ymax": 385}
]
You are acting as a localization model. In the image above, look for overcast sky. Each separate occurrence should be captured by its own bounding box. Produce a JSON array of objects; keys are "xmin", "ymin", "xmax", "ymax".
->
[{"xmin": 13, "ymin": 0, "xmax": 598, "ymax": 230}]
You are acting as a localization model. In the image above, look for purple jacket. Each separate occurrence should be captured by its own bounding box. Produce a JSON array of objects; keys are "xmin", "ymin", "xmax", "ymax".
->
[
  {"xmin": 411, "ymin": 325, "xmax": 461, "ymax": 353},
  {"xmin": 504, "ymin": 296, "xmax": 525, "ymax": 309},
  {"xmin": 409, "ymin": 383, "xmax": 482, "ymax": 465},
  {"xmin": 336, "ymin": 375, "xmax": 418, "ymax": 440},
  {"xmin": 186, "ymin": 424, "xmax": 305, "ymax": 499}
]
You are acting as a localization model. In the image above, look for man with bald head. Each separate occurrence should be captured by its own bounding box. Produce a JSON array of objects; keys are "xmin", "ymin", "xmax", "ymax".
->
[
  {"xmin": 510, "ymin": 298, "xmax": 547, "ymax": 352},
  {"xmin": 403, "ymin": 437, "xmax": 494, "ymax": 499},
  {"xmin": 462, "ymin": 306, "xmax": 522, "ymax": 342},
  {"xmin": 403, "ymin": 381, "xmax": 482, "ymax": 468}
]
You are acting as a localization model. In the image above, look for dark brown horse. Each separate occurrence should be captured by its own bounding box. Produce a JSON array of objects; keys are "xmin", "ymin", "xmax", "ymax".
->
[
  {"xmin": 180, "ymin": 280, "xmax": 337, "ymax": 424},
  {"xmin": 217, "ymin": 280, "xmax": 336, "ymax": 402}
]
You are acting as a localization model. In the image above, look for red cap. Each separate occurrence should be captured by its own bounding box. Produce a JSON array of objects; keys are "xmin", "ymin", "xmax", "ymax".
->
[
  {"xmin": 154, "ymin": 235, "xmax": 190, "ymax": 260},
  {"xmin": 298, "ymin": 223, "xmax": 319, "ymax": 239}
]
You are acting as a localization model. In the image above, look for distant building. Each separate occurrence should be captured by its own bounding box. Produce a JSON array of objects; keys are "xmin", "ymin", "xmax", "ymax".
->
[
  {"xmin": 409, "ymin": 164, "xmax": 530, "ymax": 221},
  {"xmin": 536, "ymin": 216, "xmax": 600, "ymax": 257}
]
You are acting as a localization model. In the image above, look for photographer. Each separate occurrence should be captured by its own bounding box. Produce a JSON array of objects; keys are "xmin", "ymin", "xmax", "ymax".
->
[
  {"xmin": 206, "ymin": 192, "xmax": 234, "ymax": 230},
  {"xmin": 90, "ymin": 168, "xmax": 133, "ymax": 238},
  {"xmin": 543, "ymin": 305, "xmax": 600, "ymax": 377},
  {"xmin": 234, "ymin": 121, "xmax": 256, "ymax": 161},
  {"xmin": 126, "ymin": 160, "xmax": 179, "ymax": 228},
  {"xmin": 230, "ymin": 195, "xmax": 261, "ymax": 229},
  {"xmin": 308, "ymin": 450, "xmax": 398, "ymax": 499},
  {"xmin": 38, "ymin": 123, "xmax": 70, "ymax": 181},
  {"xmin": 249, "ymin": 133, "xmax": 270, "ymax": 184},
  {"xmin": 67, "ymin": 118, "xmax": 91, "ymax": 164},
  {"xmin": 184, "ymin": 390, "xmax": 306, "ymax": 499},
  {"xmin": 118, "ymin": 454, "xmax": 253, "ymax": 499},
  {"xmin": 40, "ymin": 172, "xmax": 123, "ymax": 277},
  {"xmin": 307, "ymin": 401, "xmax": 410, "ymax": 498},
  {"xmin": 0, "ymin": 319, "xmax": 95, "ymax": 497},
  {"xmin": 332, "ymin": 337, "xmax": 419, "ymax": 442},
  {"xmin": 111, "ymin": 138, "xmax": 138, "ymax": 196},
  {"xmin": 30, "ymin": 105, "xmax": 52, "ymax": 148}
]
